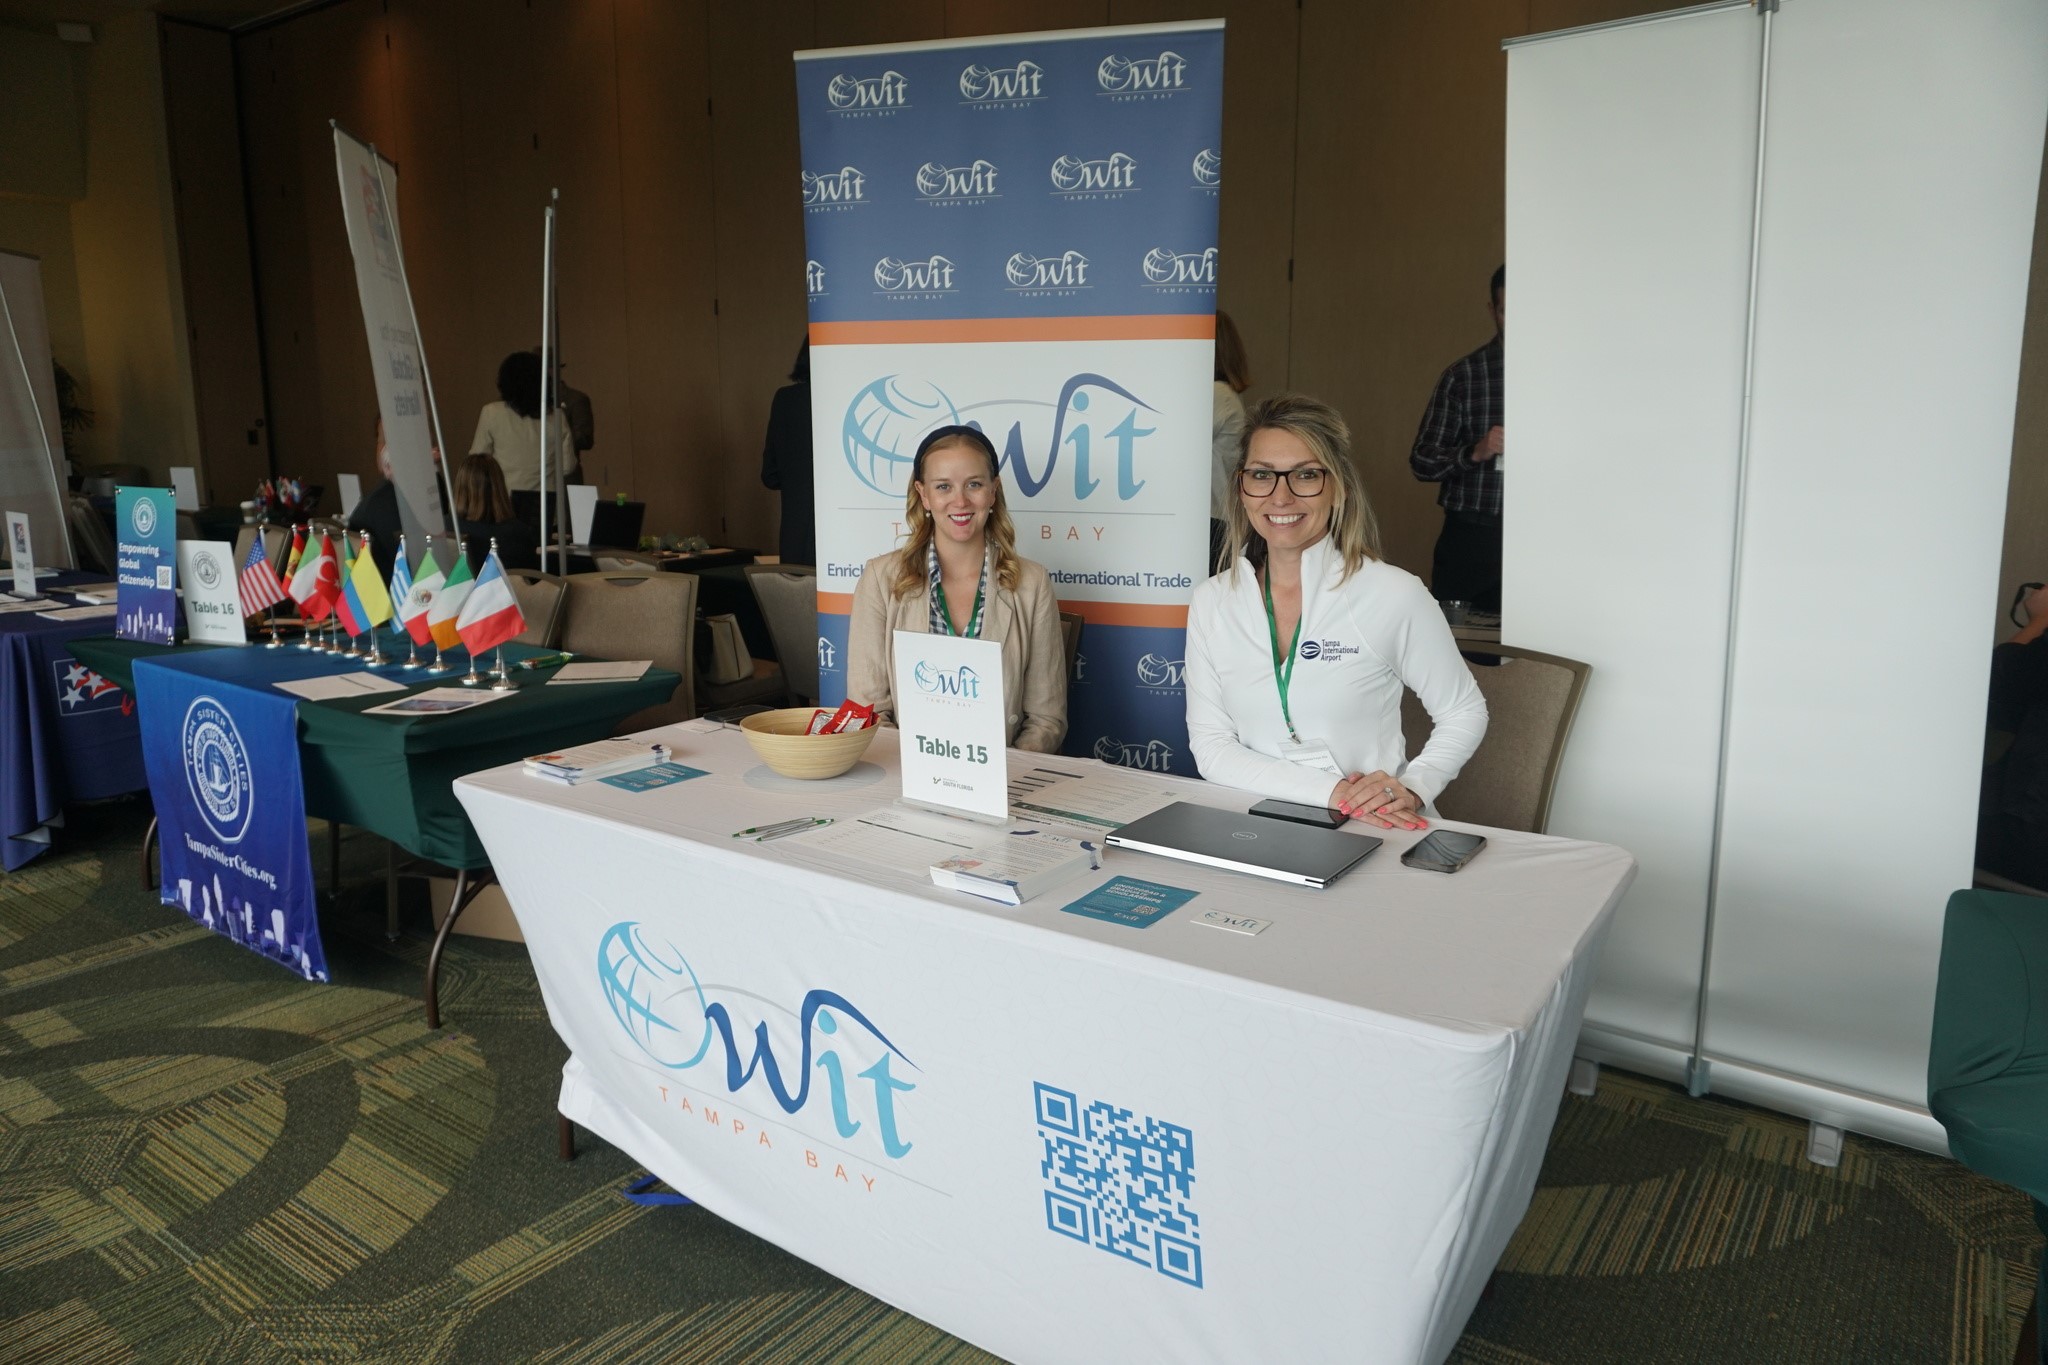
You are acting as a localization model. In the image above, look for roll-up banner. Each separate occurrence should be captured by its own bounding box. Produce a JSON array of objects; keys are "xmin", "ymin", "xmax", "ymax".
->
[
  {"xmin": 795, "ymin": 23, "xmax": 1223, "ymax": 776},
  {"xmin": 333, "ymin": 129, "xmax": 453, "ymax": 569}
]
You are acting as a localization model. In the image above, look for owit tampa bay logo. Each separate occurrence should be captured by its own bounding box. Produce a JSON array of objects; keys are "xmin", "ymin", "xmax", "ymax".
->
[
  {"xmin": 805, "ymin": 260, "xmax": 827, "ymax": 299},
  {"xmin": 915, "ymin": 158, "xmax": 999, "ymax": 205},
  {"xmin": 873, "ymin": 255, "xmax": 957, "ymax": 298},
  {"xmin": 1192, "ymin": 147, "xmax": 1222, "ymax": 190},
  {"xmin": 1095, "ymin": 735, "xmax": 1175, "ymax": 772},
  {"xmin": 1005, "ymin": 251, "xmax": 1089, "ymax": 295},
  {"xmin": 840, "ymin": 374, "xmax": 1156, "ymax": 501},
  {"xmin": 801, "ymin": 165, "xmax": 867, "ymax": 211},
  {"xmin": 1135, "ymin": 653, "xmax": 1185, "ymax": 693},
  {"xmin": 1097, "ymin": 50, "xmax": 1188, "ymax": 99},
  {"xmin": 598, "ymin": 923, "xmax": 917, "ymax": 1160},
  {"xmin": 182, "ymin": 695, "xmax": 255, "ymax": 843},
  {"xmin": 825, "ymin": 69, "xmax": 908, "ymax": 115},
  {"xmin": 1142, "ymin": 246, "xmax": 1218, "ymax": 294},
  {"xmin": 912, "ymin": 660, "xmax": 980, "ymax": 700},
  {"xmin": 959, "ymin": 59, "xmax": 1044, "ymax": 104},
  {"xmin": 131, "ymin": 495, "xmax": 157, "ymax": 538},
  {"xmin": 1049, "ymin": 152, "xmax": 1137, "ymax": 198}
]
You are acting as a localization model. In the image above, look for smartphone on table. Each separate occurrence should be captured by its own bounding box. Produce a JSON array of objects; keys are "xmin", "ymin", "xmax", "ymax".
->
[
  {"xmin": 1400, "ymin": 829, "xmax": 1488, "ymax": 873},
  {"xmin": 1248, "ymin": 798, "xmax": 1348, "ymax": 830}
]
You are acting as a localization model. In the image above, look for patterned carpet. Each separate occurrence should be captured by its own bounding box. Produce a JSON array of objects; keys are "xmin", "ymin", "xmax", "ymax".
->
[{"xmin": 0, "ymin": 801, "xmax": 2038, "ymax": 1364}]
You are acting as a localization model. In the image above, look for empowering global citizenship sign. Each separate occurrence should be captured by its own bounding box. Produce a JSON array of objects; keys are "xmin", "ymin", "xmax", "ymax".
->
[{"xmin": 795, "ymin": 22, "xmax": 1223, "ymax": 776}]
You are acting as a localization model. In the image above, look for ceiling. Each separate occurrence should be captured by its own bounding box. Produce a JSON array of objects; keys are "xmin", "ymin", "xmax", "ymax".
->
[{"xmin": 0, "ymin": 0, "xmax": 305, "ymax": 34}]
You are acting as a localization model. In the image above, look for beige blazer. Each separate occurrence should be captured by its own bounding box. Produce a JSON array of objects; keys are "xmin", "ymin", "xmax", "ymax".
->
[{"xmin": 846, "ymin": 551, "xmax": 1069, "ymax": 753}]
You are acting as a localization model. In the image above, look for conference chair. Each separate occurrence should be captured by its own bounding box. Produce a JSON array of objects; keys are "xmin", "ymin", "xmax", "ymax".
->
[
  {"xmin": 561, "ymin": 572, "xmax": 698, "ymax": 728},
  {"xmin": 745, "ymin": 563, "xmax": 819, "ymax": 705},
  {"xmin": 505, "ymin": 569, "xmax": 566, "ymax": 648},
  {"xmin": 593, "ymin": 550, "xmax": 664, "ymax": 572},
  {"xmin": 231, "ymin": 523, "xmax": 289, "ymax": 572},
  {"xmin": 1928, "ymin": 888, "xmax": 2048, "ymax": 1365},
  {"xmin": 1399, "ymin": 645, "xmax": 1591, "ymax": 834},
  {"xmin": 688, "ymin": 570, "xmax": 790, "ymax": 714},
  {"xmin": 1060, "ymin": 611, "xmax": 1085, "ymax": 681},
  {"xmin": 66, "ymin": 494, "xmax": 117, "ymax": 574}
]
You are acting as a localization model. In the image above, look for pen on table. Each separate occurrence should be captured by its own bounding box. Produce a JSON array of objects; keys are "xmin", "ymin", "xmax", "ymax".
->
[
  {"xmin": 757, "ymin": 818, "xmax": 834, "ymax": 842},
  {"xmin": 515, "ymin": 652, "xmax": 575, "ymax": 671},
  {"xmin": 733, "ymin": 816, "xmax": 813, "ymax": 838}
]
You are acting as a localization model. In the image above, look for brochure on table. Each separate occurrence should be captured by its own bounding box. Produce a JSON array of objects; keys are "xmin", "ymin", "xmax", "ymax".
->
[
  {"xmin": 891, "ymin": 630, "xmax": 1008, "ymax": 821},
  {"xmin": 176, "ymin": 540, "xmax": 248, "ymax": 645},
  {"xmin": 6, "ymin": 510, "xmax": 32, "ymax": 597},
  {"xmin": 115, "ymin": 486, "xmax": 177, "ymax": 644}
]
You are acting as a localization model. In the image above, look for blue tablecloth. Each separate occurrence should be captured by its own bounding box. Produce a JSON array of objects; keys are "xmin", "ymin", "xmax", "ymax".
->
[{"xmin": 0, "ymin": 572, "xmax": 144, "ymax": 870}]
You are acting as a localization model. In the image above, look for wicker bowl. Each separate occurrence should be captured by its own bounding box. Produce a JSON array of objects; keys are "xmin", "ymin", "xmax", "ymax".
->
[{"xmin": 738, "ymin": 707, "xmax": 878, "ymax": 780}]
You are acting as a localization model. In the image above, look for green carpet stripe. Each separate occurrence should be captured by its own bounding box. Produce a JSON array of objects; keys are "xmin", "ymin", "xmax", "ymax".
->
[{"xmin": 0, "ymin": 923, "xmax": 210, "ymax": 993}]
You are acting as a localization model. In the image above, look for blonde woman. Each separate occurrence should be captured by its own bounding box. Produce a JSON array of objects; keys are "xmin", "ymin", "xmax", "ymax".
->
[
  {"xmin": 846, "ymin": 425, "xmax": 1068, "ymax": 753},
  {"xmin": 1185, "ymin": 394, "xmax": 1487, "ymax": 829}
]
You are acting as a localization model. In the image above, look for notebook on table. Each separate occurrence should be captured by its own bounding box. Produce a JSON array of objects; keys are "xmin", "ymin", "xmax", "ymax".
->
[{"xmin": 1103, "ymin": 801, "xmax": 1382, "ymax": 890}]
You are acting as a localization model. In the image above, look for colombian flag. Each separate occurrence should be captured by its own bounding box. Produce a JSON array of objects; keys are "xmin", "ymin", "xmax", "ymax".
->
[{"xmin": 340, "ymin": 532, "xmax": 392, "ymax": 633}]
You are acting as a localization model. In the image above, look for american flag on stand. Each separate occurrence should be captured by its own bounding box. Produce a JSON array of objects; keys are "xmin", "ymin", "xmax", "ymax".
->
[{"xmin": 238, "ymin": 534, "xmax": 287, "ymax": 616}]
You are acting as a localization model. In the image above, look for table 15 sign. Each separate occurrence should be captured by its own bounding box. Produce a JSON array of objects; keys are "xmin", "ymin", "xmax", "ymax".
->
[{"xmin": 892, "ymin": 630, "xmax": 1009, "ymax": 820}]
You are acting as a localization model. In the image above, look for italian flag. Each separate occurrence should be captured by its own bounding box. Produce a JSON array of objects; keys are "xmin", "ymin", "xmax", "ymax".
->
[
  {"xmin": 427, "ymin": 552, "xmax": 472, "ymax": 651},
  {"xmin": 456, "ymin": 550, "xmax": 526, "ymax": 657}
]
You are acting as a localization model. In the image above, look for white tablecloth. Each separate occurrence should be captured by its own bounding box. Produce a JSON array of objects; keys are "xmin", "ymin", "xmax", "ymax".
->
[{"xmin": 455, "ymin": 726, "xmax": 1635, "ymax": 1364}]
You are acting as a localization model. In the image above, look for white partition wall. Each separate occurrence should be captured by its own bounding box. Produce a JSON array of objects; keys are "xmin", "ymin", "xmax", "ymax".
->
[
  {"xmin": 1502, "ymin": 2, "xmax": 1761, "ymax": 1073},
  {"xmin": 1507, "ymin": 0, "xmax": 2048, "ymax": 1151},
  {"xmin": 0, "ymin": 250, "xmax": 74, "ymax": 571}
]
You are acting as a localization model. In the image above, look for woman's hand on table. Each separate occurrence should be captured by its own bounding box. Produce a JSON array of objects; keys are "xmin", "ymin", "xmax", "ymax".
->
[{"xmin": 1331, "ymin": 771, "xmax": 1428, "ymax": 831}]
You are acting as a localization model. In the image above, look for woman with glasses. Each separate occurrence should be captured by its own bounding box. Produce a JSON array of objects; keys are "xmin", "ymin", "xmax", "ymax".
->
[
  {"xmin": 1185, "ymin": 394, "xmax": 1487, "ymax": 829},
  {"xmin": 846, "ymin": 425, "xmax": 1068, "ymax": 752}
]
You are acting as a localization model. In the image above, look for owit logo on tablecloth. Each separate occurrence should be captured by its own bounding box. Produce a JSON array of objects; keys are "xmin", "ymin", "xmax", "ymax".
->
[
  {"xmin": 959, "ymin": 59, "xmax": 1044, "ymax": 104},
  {"xmin": 916, "ymin": 159, "xmax": 999, "ymax": 205},
  {"xmin": 1005, "ymin": 251, "xmax": 1089, "ymax": 295},
  {"xmin": 1141, "ymin": 247, "xmax": 1218, "ymax": 294},
  {"xmin": 1035, "ymin": 1082, "xmax": 1202, "ymax": 1287},
  {"xmin": 1191, "ymin": 147, "xmax": 1222, "ymax": 189},
  {"xmin": 1135, "ymin": 653, "xmax": 1185, "ymax": 693},
  {"xmin": 840, "ymin": 374, "xmax": 1157, "ymax": 500},
  {"xmin": 1094, "ymin": 735, "xmax": 1174, "ymax": 771},
  {"xmin": 872, "ymin": 255, "xmax": 957, "ymax": 298},
  {"xmin": 1049, "ymin": 152, "xmax": 1137, "ymax": 198},
  {"xmin": 825, "ymin": 69, "xmax": 908, "ymax": 114},
  {"xmin": 181, "ymin": 696, "xmax": 255, "ymax": 843},
  {"xmin": 131, "ymin": 497, "xmax": 157, "ymax": 538},
  {"xmin": 802, "ymin": 165, "xmax": 867, "ymax": 211},
  {"xmin": 598, "ymin": 922, "xmax": 918, "ymax": 1160}
]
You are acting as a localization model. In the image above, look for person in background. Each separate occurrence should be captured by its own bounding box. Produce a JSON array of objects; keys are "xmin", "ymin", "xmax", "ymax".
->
[
  {"xmin": 1979, "ymin": 582, "xmax": 2048, "ymax": 888},
  {"xmin": 530, "ymin": 344, "xmax": 591, "ymax": 482},
  {"xmin": 347, "ymin": 416, "xmax": 404, "ymax": 584},
  {"xmin": 1211, "ymin": 310, "xmax": 1251, "ymax": 522},
  {"xmin": 1186, "ymin": 393, "xmax": 1487, "ymax": 828},
  {"xmin": 846, "ymin": 424, "xmax": 1066, "ymax": 753},
  {"xmin": 470, "ymin": 350, "xmax": 574, "ymax": 494},
  {"xmin": 453, "ymin": 452, "xmax": 539, "ymax": 574},
  {"xmin": 760, "ymin": 339, "xmax": 815, "ymax": 566},
  {"xmin": 1410, "ymin": 264, "xmax": 1505, "ymax": 613}
]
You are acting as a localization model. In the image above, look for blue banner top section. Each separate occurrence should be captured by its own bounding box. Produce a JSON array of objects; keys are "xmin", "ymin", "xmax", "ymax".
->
[{"xmin": 795, "ymin": 25, "xmax": 1224, "ymax": 326}]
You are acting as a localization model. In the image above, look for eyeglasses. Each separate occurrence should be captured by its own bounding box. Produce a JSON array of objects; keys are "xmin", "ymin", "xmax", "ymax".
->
[{"xmin": 1238, "ymin": 467, "xmax": 1328, "ymax": 497}]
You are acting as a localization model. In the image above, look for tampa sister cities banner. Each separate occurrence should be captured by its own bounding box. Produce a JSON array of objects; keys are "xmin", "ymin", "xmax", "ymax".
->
[{"xmin": 796, "ymin": 22, "xmax": 1223, "ymax": 776}]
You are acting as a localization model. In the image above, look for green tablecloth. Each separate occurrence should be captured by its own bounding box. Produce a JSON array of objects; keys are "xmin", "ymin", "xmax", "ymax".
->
[{"xmin": 69, "ymin": 636, "xmax": 680, "ymax": 869}]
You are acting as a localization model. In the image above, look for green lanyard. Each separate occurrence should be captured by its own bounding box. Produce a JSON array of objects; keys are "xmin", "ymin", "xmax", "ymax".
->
[
  {"xmin": 1262, "ymin": 568, "xmax": 1303, "ymax": 743},
  {"xmin": 934, "ymin": 577, "xmax": 986, "ymax": 638}
]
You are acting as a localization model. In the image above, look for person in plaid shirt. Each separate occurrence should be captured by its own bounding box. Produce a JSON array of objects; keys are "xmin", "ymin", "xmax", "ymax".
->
[{"xmin": 1409, "ymin": 265, "xmax": 1504, "ymax": 612}]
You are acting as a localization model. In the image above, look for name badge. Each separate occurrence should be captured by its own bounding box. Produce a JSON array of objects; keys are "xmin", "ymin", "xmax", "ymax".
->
[{"xmin": 1280, "ymin": 735, "xmax": 1342, "ymax": 777}]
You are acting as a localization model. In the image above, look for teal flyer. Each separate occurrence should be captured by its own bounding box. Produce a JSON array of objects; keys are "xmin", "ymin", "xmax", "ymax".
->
[
  {"xmin": 1060, "ymin": 876, "xmax": 1197, "ymax": 929},
  {"xmin": 599, "ymin": 762, "xmax": 709, "ymax": 793}
]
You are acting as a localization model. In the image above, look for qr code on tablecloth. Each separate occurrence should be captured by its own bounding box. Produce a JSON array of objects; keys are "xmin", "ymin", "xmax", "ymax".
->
[{"xmin": 1035, "ymin": 1081, "xmax": 1202, "ymax": 1288}]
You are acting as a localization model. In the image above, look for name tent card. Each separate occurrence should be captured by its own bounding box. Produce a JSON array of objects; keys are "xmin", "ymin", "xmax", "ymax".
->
[
  {"xmin": 6, "ymin": 510, "xmax": 32, "ymax": 598},
  {"xmin": 892, "ymin": 629, "xmax": 1008, "ymax": 821},
  {"xmin": 115, "ymin": 486, "xmax": 177, "ymax": 644},
  {"xmin": 177, "ymin": 540, "xmax": 248, "ymax": 645}
]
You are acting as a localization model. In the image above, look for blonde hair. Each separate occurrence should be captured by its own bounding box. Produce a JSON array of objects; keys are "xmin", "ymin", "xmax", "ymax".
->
[
  {"xmin": 1218, "ymin": 393, "xmax": 1381, "ymax": 582},
  {"xmin": 1213, "ymin": 310, "xmax": 1250, "ymax": 393},
  {"xmin": 889, "ymin": 428, "xmax": 1022, "ymax": 599}
]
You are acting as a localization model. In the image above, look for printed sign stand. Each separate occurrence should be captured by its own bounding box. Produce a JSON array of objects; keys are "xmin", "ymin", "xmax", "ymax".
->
[
  {"xmin": 892, "ymin": 630, "xmax": 1010, "ymax": 823},
  {"xmin": 177, "ymin": 540, "xmax": 249, "ymax": 646},
  {"xmin": 6, "ymin": 510, "xmax": 32, "ymax": 597},
  {"xmin": 115, "ymin": 486, "xmax": 177, "ymax": 645}
]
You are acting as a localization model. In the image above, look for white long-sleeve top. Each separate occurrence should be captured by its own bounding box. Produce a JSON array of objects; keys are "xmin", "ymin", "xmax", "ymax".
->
[{"xmin": 1184, "ymin": 536, "xmax": 1488, "ymax": 808}]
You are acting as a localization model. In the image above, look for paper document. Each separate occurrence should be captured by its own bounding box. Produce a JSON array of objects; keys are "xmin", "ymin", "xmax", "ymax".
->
[
  {"xmin": 361, "ymin": 687, "xmax": 510, "ymax": 716},
  {"xmin": 68, "ymin": 589, "xmax": 115, "ymax": 605},
  {"xmin": 38, "ymin": 605, "xmax": 116, "ymax": 621},
  {"xmin": 273, "ymin": 672, "xmax": 409, "ymax": 701},
  {"xmin": 0, "ymin": 598, "xmax": 60, "ymax": 614},
  {"xmin": 1008, "ymin": 766, "xmax": 1179, "ymax": 830},
  {"xmin": 547, "ymin": 660, "xmax": 651, "ymax": 685},
  {"xmin": 782, "ymin": 806, "xmax": 984, "ymax": 878}
]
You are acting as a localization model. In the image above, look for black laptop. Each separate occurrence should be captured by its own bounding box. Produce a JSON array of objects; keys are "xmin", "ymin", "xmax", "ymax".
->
[{"xmin": 1105, "ymin": 802, "xmax": 1382, "ymax": 889}]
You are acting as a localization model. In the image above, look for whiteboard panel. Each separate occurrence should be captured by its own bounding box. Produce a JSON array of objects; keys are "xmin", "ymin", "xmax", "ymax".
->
[
  {"xmin": 1705, "ymin": 0, "xmax": 2048, "ymax": 1107},
  {"xmin": 1504, "ymin": 8, "xmax": 1760, "ymax": 1052}
]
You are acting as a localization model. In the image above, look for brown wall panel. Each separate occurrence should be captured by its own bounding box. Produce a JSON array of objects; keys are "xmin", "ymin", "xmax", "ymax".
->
[{"xmin": 944, "ymin": 0, "xmax": 1109, "ymax": 39}]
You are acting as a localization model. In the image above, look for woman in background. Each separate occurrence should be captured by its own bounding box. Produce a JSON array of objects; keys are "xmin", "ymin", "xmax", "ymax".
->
[
  {"xmin": 453, "ymin": 453, "xmax": 539, "ymax": 573},
  {"xmin": 1185, "ymin": 393, "xmax": 1486, "ymax": 828},
  {"xmin": 760, "ymin": 339, "xmax": 815, "ymax": 566},
  {"xmin": 469, "ymin": 350, "xmax": 574, "ymax": 494},
  {"xmin": 846, "ymin": 425, "xmax": 1067, "ymax": 753},
  {"xmin": 1211, "ymin": 311, "xmax": 1251, "ymax": 523}
]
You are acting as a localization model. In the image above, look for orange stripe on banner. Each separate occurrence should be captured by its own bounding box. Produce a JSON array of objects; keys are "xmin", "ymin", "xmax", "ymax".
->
[
  {"xmin": 818, "ymin": 591, "xmax": 1184, "ymax": 630},
  {"xmin": 810, "ymin": 315, "xmax": 1215, "ymax": 346}
]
